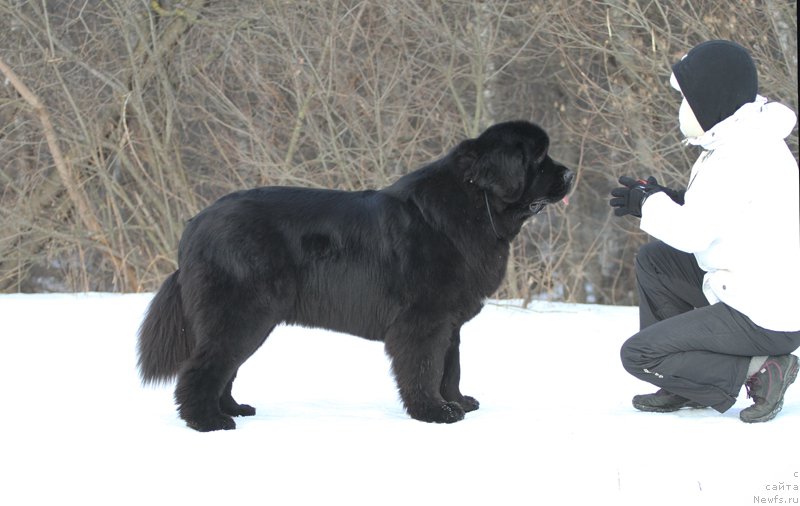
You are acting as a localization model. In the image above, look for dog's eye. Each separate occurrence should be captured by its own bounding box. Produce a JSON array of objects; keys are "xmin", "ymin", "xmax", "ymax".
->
[{"xmin": 528, "ymin": 203, "xmax": 545, "ymax": 215}]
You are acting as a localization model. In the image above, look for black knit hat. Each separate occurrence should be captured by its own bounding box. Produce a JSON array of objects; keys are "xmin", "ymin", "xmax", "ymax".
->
[{"xmin": 672, "ymin": 40, "xmax": 758, "ymax": 132}]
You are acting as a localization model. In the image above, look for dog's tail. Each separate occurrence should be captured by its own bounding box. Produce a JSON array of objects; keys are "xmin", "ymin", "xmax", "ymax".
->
[{"xmin": 137, "ymin": 270, "xmax": 194, "ymax": 385}]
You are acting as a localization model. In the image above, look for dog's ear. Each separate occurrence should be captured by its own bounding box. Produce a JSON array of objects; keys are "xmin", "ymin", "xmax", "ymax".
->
[
  {"xmin": 464, "ymin": 143, "xmax": 528, "ymax": 203},
  {"xmin": 531, "ymin": 136, "xmax": 549, "ymax": 165}
]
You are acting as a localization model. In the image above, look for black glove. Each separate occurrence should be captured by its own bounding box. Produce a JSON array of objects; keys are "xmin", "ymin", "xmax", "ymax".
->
[
  {"xmin": 610, "ymin": 176, "xmax": 686, "ymax": 217},
  {"xmin": 646, "ymin": 176, "xmax": 686, "ymax": 205},
  {"xmin": 609, "ymin": 176, "xmax": 660, "ymax": 218}
]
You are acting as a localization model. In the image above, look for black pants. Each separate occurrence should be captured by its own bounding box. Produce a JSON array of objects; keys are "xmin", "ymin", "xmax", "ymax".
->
[{"xmin": 620, "ymin": 241, "xmax": 800, "ymax": 412}]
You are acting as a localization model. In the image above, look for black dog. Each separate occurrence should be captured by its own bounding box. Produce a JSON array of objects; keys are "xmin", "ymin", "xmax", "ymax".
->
[{"xmin": 138, "ymin": 121, "xmax": 574, "ymax": 431}]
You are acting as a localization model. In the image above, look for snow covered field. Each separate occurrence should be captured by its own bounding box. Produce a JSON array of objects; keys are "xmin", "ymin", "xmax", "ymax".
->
[{"xmin": 1, "ymin": 293, "xmax": 797, "ymax": 506}]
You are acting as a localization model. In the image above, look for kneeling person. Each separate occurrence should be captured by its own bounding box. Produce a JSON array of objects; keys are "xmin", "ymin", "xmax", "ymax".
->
[{"xmin": 610, "ymin": 40, "xmax": 800, "ymax": 423}]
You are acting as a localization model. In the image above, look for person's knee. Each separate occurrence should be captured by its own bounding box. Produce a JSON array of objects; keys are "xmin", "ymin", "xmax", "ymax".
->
[
  {"xmin": 635, "ymin": 241, "xmax": 663, "ymax": 278},
  {"xmin": 620, "ymin": 334, "xmax": 648, "ymax": 373}
]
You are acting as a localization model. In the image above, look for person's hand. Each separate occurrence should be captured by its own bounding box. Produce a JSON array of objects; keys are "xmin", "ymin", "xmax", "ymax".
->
[{"xmin": 609, "ymin": 176, "xmax": 660, "ymax": 218}]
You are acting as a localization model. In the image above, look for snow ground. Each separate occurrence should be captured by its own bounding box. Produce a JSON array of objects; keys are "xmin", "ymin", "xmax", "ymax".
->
[{"xmin": 0, "ymin": 293, "xmax": 797, "ymax": 506}]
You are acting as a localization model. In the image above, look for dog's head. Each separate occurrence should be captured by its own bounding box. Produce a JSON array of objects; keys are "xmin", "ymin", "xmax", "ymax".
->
[{"xmin": 460, "ymin": 121, "xmax": 574, "ymax": 227}]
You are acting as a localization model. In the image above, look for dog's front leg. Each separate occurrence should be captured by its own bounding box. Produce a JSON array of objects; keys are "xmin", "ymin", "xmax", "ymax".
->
[
  {"xmin": 385, "ymin": 325, "xmax": 465, "ymax": 423},
  {"xmin": 440, "ymin": 327, "xmax": 480, "ymax": 413}
]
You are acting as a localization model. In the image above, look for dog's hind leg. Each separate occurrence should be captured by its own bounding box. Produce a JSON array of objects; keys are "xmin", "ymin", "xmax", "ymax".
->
[
  {"xmin": 174, "ymin": 341, "xmax": 238, "ymax": 431},
  {"xmin": 219, "ymin": 325, "xmax": 274, "ymax": 418},
  {"xmin": 174, "ymin": 308, "xmax": 276, "ymax": 432},
  {"xmin": 385, "ymin": 324, "xmax": 466, "ymax": 424},
  {"xmin": 219, "ymin": 370, "xmax": 256, "ymax": 417}
]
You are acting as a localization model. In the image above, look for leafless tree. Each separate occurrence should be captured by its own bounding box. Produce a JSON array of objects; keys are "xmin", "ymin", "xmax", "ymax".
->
[{"xmin": 1, "ymin": 0, "xmax": 796, "ymax": 303}]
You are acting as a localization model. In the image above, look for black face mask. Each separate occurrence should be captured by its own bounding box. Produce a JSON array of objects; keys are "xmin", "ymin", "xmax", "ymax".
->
[{"xmin": 672, "ymin": 40, "xmax": 758, "ymax": 132}]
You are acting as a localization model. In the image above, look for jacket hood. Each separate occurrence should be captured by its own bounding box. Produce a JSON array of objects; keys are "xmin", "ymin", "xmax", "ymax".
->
[
  {"xmin": 687, "ymin": 96, "xmax": 797, "ymax": 150},
  {"xmin": 672, "ymin": 40, "xmax": 758, "ymax": 132}
]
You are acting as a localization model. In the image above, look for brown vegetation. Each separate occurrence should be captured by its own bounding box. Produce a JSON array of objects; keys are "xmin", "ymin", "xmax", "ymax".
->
[{"xmin": 1, "ymin": 0, "xmax": 796, "ymax": 304}]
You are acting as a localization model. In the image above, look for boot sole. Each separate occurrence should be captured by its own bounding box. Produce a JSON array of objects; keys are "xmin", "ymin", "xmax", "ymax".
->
[
  {"xmin": 632, "ymin": 400, "xmax": 705, "ymax": 413},
  {"xmin": 740, "ymin": 356, "xmax": 799, "ymax": 424}
]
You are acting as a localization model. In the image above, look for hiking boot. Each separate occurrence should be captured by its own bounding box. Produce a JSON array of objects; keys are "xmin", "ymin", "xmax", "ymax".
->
[
  {"xmin": 740, "ymin": 354, "xmax": 799, "ymax": 424},
  {"xmin": 632, "ymin": 389, "xmax": 705, "ymax": 413}
]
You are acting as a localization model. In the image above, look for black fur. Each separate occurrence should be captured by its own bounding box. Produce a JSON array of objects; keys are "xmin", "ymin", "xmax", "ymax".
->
[{"xmin": 137, "ymin": 120, "xmax": 574, "ymax": 431}]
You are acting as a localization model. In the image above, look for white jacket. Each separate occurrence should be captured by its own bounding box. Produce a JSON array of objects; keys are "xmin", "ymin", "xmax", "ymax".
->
[{"xmin": 641, "ymin": 96, "xmax": 800, "ymax": 331}]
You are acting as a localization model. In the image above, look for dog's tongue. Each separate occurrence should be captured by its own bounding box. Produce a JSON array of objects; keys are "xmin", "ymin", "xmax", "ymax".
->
[{"xmin": 562, "ymin": 195, "xmax": 570, "ymax": 206}]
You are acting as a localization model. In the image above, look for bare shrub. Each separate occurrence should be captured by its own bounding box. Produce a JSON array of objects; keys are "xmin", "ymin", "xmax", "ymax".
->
[{"xmin": 0, "ymin": 0, "xmax": 796, "ymax": 303}]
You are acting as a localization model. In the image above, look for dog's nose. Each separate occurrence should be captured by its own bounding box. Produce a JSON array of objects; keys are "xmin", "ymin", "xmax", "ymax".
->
[
  {"xmin": 561, "ymin": 170, "xmax": 576, "ymax": 205},
  {"xmin": 563, "ymin": 169, "xmax": 576, "ymax": 187}
]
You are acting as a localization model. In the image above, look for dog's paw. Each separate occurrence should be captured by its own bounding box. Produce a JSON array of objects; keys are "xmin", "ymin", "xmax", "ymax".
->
[
  {"xmin": 222, "ymin": 403, "xmax": 256, "ymax": 417},
  {"xmin": 233, "ymin": 404, "xmax": 256, "ymax": 417},
  {"xmin": 458, "ymin": 395, "xmax": 480, "ymax": 413},
  {"xmin": 409, "ymin": 401, "xmax": 466, "ymax": 424},
  {"xmin": 186, "ymin": 414, "xmax": 236, "ymax": 432},
  {"xmin": 438, "ymin": 401, "xmax": 466, "ymax": 423}
]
